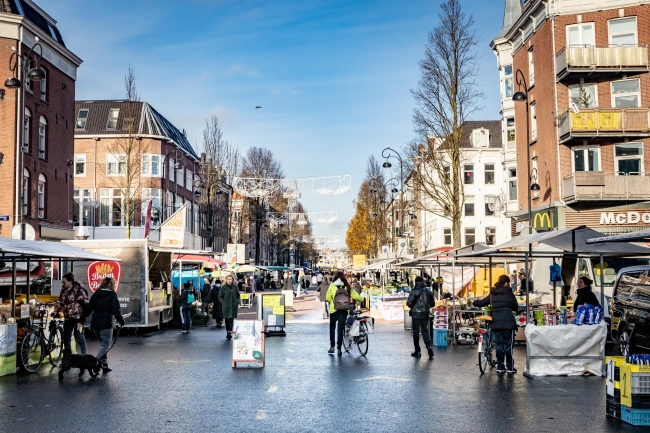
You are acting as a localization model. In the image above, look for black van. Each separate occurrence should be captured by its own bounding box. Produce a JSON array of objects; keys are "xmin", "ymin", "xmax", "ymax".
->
[{"xmin": 610, "ymin": 266, "xmax": 650, "ymax": 354}]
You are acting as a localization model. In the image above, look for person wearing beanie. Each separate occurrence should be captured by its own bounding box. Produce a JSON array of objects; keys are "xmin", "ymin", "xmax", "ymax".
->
[{"xmin": 406, "ymin": 276, "xmax": 435, "ymax": 358}]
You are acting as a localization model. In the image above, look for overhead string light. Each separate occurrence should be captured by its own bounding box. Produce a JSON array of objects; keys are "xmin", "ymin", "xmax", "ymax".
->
[
  {"xmin": 267, "ymin": 211, "xmax": 338, "ymax": 225},
  {"xmin": 232, "ymin": 175, "xmax": 352, "ymax": 198}
]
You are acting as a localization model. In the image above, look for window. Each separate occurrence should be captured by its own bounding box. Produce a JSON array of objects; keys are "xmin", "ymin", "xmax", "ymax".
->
[
  {"xmin": 573, "ymin": 147, "xmax": 600, "ymax": 172},
  {"xmin": 175, "ymin": 194, "xmax": 183, "ymax": 210},
  {"xmin": 508, "ymin": 168, "xmax": 517, "ymax": 201},
  {"xmin": 484, "ymin": 164, "xmax": 495, "ymax": 184},
  {"xmin": 464, "ymin": 164, "xmax": 474, "ymax": 184},
  {"xmin": 567, "ymin": 22, "xmax": 595, "ymax": 46},
  {"xmin": 37, "ymin": 174, "xmax": 46, "ymax": 219},
  {"xmin": 472, "ymin": 129, "xmax": 489, "ymax": 148},
  {"xmin": 186, "ymin": 170, "xmax": 192, "ymax": 191},
  {"xmin": 168, "ymin": 158, "xmax": 175, "ymax": 181},
  {"xmin": 443, "ymin": 166, "xmax": 450, "ymax": 182},
  {"xmin": 465, "ymin": 228, "xmax": 476, "ymax": 246},
  {"xmin": 73, "ymin": 189, "xmax": 93, "ymax": 226},
  {"xmin": 141, "ymin": 188, "xmax": 162, "ymax": 227},
  {"xmin": 464, "ymin": 196, "xmax": 475, "ymax": 216},
  {"xmin": 107, "ymin": 154, "xmax": 126, "ymax": 176},
  {"xmin": 100, "ymin": 188, "xmax": 125, "ymax": 226},
  {"xmin": 506, "ymin": 117, "xmax": 515, "ymax": 150},
  {"xmin": 532, "ymin": 158, "xmax": 539, "ymax": 198},
  {"xmin": 486, "ymin": 227, "xmax": 497, "ymax": 246},
  {"xmin": 106, "ymin": 109, "xmax": 119, "ymax": 129},
  {"xmin": 569, "ymin": 83, "xmax": 597, "ymax": 109},
  {"xmin": 609, "ymin": 17, "xmax": 637, "ymax": 47},
  {"xmin": 504, "ymin": 65, "xmax": 513, "ymax": 98},
  {"xmin": 177, "ymin": 166, "xmax": 185, "ymax": 188},
  {"xmin": 24, "ymin": 108, "xmax": 30, "ymax": 153},
  {"xmin": 24, "ymin": 57, "xmax": 32, "ymax": 92},
  {"xmin": 485, "ymin": 195, "xmax": 496, "ymax": 216},
  {"xmin": 75, "ymin": 109, "xmax": 89, "ymax": 129},
  {"xmin": 530, "ymin": 102, "xmax": 537, "ymax": 141},
  {"xmin": 528, "ymin": 48, "xmax": 534, "ymax": 86},
  {"xmin": 166, "ymin": 191, "xmax": 174, "ymax": 218},
  {"xmin": 615, "ymin": 143, "xmax": 643, "ymax": 174},
  {"xmin": 39, "ymin": 67, "xmax": 47, "ymax": 102},
  {"xmin": 443, "ymin": 228, "xmax": 452, "ymax": 246},
  {"xmin": 612, "ymin": 79, "xmax": 640, "ymax": 108},
  {"xmin": 38, "ymin": 116, "xmax": 46, "ymax": 159},
  {"xmin": 22, "ymin": 169, "xmax": 29, "ymax": 216},
  {"xmin": 74, "ymin": 154, "xmax": 86, "ymax": 177},
  {"xmin": 142, "ymin": 154, "xmax": 161, "ymax": 177}
]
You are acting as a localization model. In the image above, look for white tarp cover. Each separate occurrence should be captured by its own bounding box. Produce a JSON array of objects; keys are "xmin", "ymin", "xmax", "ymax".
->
[
  {"xmin": 0, "ymin": 237, "xmax": 119, "ymax": 261},
  {"xmin": 525, "ymin": 323, "xmax": 606, "ymax": 376}
]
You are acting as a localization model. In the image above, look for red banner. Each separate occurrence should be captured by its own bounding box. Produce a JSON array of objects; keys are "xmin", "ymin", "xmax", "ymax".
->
[{"xmin": 86, "ymin": 261, "xmax": 122, "ymax": 293}]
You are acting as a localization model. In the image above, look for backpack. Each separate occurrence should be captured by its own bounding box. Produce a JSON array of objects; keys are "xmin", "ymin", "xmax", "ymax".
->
[
  {"xmin": 186, "ymin": 292, "xmax": 195, "ymax": 304},
  {"xmin": 333, "ymin": 285, "xmax": 350, "ymax": 311}
]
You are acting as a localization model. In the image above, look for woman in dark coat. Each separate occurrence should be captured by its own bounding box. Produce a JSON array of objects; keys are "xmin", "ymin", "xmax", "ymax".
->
[
  {"xmin": 218, "ymin": 275, "xmax": 240, "ymax": 340},
  {"xmin": 473, "ymin": 275, "xmax": 519, "ymax": 374},
  {"xmin": 574, "ymin": 276, "xmax": 600, "ymax": 311},
  {"xmin": 210, "ymin": 279, "xmax": 224, "ymax": 329}
]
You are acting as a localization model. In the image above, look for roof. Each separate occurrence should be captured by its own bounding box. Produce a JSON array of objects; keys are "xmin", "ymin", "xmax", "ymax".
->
[
  {"xmin": 74, "ymin": 100, "xmax": 199, "ymax": 160},
  {"xmin": 587, "ymin": 228, "xmax": 650, "ymax": 244},
  {"xmin": 493, "ymin": 0, "xmax": 522, "ymax": 42},
  {"xmin": 0, "ymin": 0, "xmax": 66, "ymax": 46},
  {"xmin": 0, "ymin": 237, "xmax": 120, "ymax": 261},
  {"xmin": 437, "ymin": 120, "xmax": 502, "ymax": 150}
]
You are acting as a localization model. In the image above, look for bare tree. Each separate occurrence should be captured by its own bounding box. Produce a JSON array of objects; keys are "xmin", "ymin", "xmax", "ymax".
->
[
  {"xmin": 199, "ymin": 116, "xmax": 240, "ymax": 251},
  {"xmin": 98, "ymin": 66, "xmax": 147, "ymax": 239},
  {"xmin": 239, "ymin": 147, "xmax": 284, "ymax": 264},
  {"xmin": 408, "ymin": 0, "xmax": 483, "ymax": 248}
]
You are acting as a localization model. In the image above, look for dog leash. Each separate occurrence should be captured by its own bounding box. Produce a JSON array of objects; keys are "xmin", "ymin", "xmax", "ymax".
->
[{"xmin": 103, "ymin": 326, "xmax": 122, "ymax": 355}]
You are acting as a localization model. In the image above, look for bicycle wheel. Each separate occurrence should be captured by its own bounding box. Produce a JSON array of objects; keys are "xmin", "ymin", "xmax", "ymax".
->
[
  {"xmin": 342, "ymin": 329, "xmax": 353, "ymax": 352},
  {"xmin": 356, "ymin": 322, "xmax": 368, "ymax": 356},
  {"xmin": 478, "ymin": 334, "xmax": 489, "ymax": 374},
  {"xmin": 20, "ymin": 331, "xmax": 44, "ymax": 373},
  {"xmin": 48, "ymin": 326, "xmax": 64, "ymax": 366}
]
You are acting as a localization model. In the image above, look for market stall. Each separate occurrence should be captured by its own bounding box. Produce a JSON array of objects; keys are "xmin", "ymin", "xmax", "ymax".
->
[{"xmin": 457, "ymin": 226, "xmax": 650, "ymax": 378}]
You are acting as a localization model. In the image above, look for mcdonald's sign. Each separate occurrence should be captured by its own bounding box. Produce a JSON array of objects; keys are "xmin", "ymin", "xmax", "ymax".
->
[{"xmin": 532, "ymin": 209, "xmax": 557, "ymax": 231}]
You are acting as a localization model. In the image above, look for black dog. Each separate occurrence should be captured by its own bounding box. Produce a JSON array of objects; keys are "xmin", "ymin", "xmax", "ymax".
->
[{"xmin": 58, "ymin": 352, "xmax": 101, "ymax": 380}]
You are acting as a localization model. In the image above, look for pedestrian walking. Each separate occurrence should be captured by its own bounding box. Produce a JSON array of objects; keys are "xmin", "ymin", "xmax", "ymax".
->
[
  {"xmin": 201, "ymin": 277, "xmax": 212, "ymax": 315},
  {"xmin": 326, "ymin": 270, "xmax": 363, "ymax": 356},
  {"xmin": 210, "ymin": 279, "xmax": 224, "ymax": 329},
  {"xmin": 283, "ymin": 272, "xmax": 294, "ymax": 294},
  {"xmin": 53, "ymin": 272, "xmax": 88, "ymax": 355},
  {"xmin": 179, "ymin": 282, "xmax": 195, "ymax": 334},
  {"xmin": 316, "ymin": 271, "xmax": 323, "ymax": 284},
  {"xmin": 298, "ymin": 269, "xmax": 309, "ymax": 296},
  {"xmin": 317, "ymin": 277, "xmax": 330, "ymax": 318},
  {"xmin": 218, "ymin": 274, "xmax": 240, "ymax": 340},
  {"xmin": 81, "ymin": 277, "xmax": 125, "ymax": 373},
  {"xmin": 406, "ymin": 276, "xmax": 435, "ymax": 359},
  {"xmin": 473, "ymin": 275, "xmax": 519, "ymax": 373}
]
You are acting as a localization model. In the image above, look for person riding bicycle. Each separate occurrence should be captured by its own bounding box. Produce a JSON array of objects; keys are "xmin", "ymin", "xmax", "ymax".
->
[
  {"xmin": 53, "ymin": 272, "xmax": 88, "ymax": 355},
  {"xmin": 406, "ymin": 276, "xmax": 435, "ymax": 359},
  {"xmin": 473, "ymin": 275, "xmax": 519, "ymax": 374},
  {"xmin": 326, "ymin": 270, "xmax": 363, "ymax": 356}
]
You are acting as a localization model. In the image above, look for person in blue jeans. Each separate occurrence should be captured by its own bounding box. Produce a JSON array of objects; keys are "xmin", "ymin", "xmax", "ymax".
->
[{"xmin": 179, "ymin": 282, "xmax": 194, "ymax": 334}]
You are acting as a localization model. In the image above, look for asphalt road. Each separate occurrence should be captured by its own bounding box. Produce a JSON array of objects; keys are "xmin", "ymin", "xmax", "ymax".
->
[{"xmin": 0, "ymin": 319, "xmax": 643, "ymax": 432}]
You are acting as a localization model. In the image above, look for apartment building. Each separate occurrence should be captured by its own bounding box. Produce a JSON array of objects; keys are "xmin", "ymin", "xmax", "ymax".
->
[
  {"xmin": 0, "ymin": 0, "xmax": 82, "ymax": 240},
  {"xmin": 73, "ymin": 100, "xmax": 204, "ymax": 248},
  {"xmin": 501, "ymin": 0, "xmax": 650, "ymax": 236}
]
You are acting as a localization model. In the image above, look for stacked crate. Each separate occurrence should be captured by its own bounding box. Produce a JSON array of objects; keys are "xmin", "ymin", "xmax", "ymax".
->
[
  {"xmin": 606, "ymin": 356, "xmax": 625, "ymax": 420},
  {"xmin": 620, "ymin": 363, "xmax": 650, "ymax": 426},
  {"xmin": 432, "ymin": 307, "xmax": 448, "ymax": 348}
]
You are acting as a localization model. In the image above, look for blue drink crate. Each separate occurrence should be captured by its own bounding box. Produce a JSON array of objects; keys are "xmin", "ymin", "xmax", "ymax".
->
[
  {"xmin": 621, "ymin": 406, "xmax": 650, "ymax": 426},
  {"xmin": 433, "ymin": 329, "xmax": 448, "ymax": 347}
]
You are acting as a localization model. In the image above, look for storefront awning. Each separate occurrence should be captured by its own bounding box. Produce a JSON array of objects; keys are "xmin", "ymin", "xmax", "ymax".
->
[
  {"xmin": 0, "ymin": 237, "xmax": 119, "ymax": 262},
  {"xmin": 170, "ymin": 253, "xmax": 225, "ymax": 267},
  {"xmin": 586, "ymin": 227, "xmax": 650, "ymax": 244}
]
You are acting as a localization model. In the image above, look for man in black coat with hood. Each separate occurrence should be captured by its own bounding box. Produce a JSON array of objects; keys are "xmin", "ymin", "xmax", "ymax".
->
[{"xmin": 407, "ymin": 276, "xmax": 435, "ymax": 359}]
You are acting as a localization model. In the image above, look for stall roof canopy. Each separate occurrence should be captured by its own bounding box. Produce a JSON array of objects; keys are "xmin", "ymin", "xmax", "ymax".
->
[
  {"xmin": 586, "ymin": 228, "xmax": 650, "ymax": 244},
  {"xmin": 170, "ymin": 253, "xmax": 226, "ymax": 267},
  {"xmin": 397, "ymin": 243, "xmax": 493, "ymax": 267},
  {"xmin": 0, "ymin": 238, "xmax": 120, "ymax": 261},
  {"xmin": 457, "ymin": 227, "xmax": 650, "ymax": 258}
]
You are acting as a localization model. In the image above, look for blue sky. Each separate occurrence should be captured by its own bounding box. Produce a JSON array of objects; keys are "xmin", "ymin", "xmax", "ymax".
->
[{"xmin": 40, "ymin": 0, "xmax": 505, "ymax": 245}]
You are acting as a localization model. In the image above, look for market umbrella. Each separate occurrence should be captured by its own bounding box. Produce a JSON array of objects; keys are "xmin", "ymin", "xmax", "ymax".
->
[{"xmin": 235, "ymin": 265, "xmax": 258, "ymax": 273}]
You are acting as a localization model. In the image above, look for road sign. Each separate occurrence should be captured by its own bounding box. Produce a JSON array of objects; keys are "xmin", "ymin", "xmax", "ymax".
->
[
  {"xmin": 10, "ymin": 223, "xmax": 35, "ymax": 240},
  {"xmin": 0, "ymin": 215, "xmax": 9, "ymax": 221}
]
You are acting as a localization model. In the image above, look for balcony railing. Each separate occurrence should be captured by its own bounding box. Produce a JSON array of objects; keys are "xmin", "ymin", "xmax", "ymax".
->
[
  {"xmin": 556, "ymin": 45, "xmax": 648, "ymax": 80},
  {"xmin": 563, "ymin": 171, "xmax": 650, "ymax": 201},
  {"xmin": 557, "ymin": 108, "xmax": 650, "ymax": 143}
]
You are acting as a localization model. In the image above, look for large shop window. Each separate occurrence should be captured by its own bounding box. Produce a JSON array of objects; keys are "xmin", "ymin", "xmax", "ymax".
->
[
  {"xmin": 609, "ymin": 16, "xmax": 637, "ymax": 46},
  {"xmin": 573, "ymin": 147, "xmax": 600, "ymax": 172},
  {"xmin": 611, "ymin": 79, "xmax": 640, "ymax": 108},
  {"xmin": 615, "ymin": 143, "xmax": 643, "ymax": 174},
  {"xmin": 567, "ymin": 22, "xmax": 595, "ymax": 46}
]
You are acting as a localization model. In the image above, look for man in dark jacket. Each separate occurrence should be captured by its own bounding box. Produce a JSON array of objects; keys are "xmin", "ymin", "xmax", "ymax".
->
[
  {"xmin": 210, "ymin": 279, "xmax": 224, "ymax": 328},
  {"xmin": 406, "ymin": 276, "xmax": 435, "ymax": 359},
  {"xmin": 473, "ymin": 275, "xmax": 519, "ymax": 373},
  {"xmin": 81, "ymin": 277, "xmax": 125, "ymax": 373},
  {"xmin": 179, "ymin": 282, "xmax": 194, "ymax": 334},
  {"xmin": 201, "ymin": 277, "xmax": 212, "ymax": 315}
]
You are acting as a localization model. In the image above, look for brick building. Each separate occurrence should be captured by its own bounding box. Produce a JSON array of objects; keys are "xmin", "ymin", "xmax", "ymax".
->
[
  {"xmin": 0, "ymin": 0, "xmax": 82, "ymax": 240},
  {"xmin": 73, "ymin": 100, "xmax": 205, "ymax": 248},
  {"xmin": 498, "ymin": 0, "xmax": 650, "ymax": 236}
]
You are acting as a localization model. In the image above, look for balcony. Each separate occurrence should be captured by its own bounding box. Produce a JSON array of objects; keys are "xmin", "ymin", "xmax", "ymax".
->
[
  {"xmin": 562, "ymin": 172, "xmax": 650, "ymax": 202},
  {"xmin": 557, "ymin": 108, "xmax": 650, "ymax": 143},
  {"xmin": 556, "ymin": 45, "xmax": 648, "ymax": 81}
]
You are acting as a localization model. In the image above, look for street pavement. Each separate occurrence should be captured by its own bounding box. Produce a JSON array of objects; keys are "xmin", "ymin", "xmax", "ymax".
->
[{"xmin": 0, "ymin": 292, "xmax": 642, "ymax": 432}]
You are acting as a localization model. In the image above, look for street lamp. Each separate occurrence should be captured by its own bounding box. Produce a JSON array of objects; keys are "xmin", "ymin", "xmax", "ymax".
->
[
  {"xmin": 512, "ymin": 69, "xmax": 533, "ymax": 235},
  {"xmin": 381, "ymin": 147, "xmax": 405, "ymax": 239}
]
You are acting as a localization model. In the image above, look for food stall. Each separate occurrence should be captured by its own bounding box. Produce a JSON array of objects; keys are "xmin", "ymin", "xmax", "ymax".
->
[{"xmin": 457, "ymin": 226, "xmax": 650, "ymax": 377}]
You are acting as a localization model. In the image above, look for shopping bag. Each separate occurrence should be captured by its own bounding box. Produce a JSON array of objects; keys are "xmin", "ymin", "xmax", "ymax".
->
[{"xmin": 349, "ymin": 320, "xmax": 360, "ymax": 337}]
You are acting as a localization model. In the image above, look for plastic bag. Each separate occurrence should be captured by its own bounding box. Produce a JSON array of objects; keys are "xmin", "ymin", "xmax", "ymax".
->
[
  {"xmin": 594, "ymin": 306, "xmax": 603, "ymax": 325},
  {"xmin": 575, "ymin": 305, "xmax": 587, "ymax": 326}
]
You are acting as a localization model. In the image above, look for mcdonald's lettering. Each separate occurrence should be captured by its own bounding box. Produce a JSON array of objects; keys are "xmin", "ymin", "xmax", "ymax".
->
[
  {"xmin": 599, "ymin": 211, "xmax": 650, "ymax": 225},
  {"xmin": 533, "ymin": 213, "xmax": 551, "ymax": 229}
]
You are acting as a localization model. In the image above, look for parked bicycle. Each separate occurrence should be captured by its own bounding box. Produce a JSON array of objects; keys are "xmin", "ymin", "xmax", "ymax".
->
[
  {"xmin": 343, "ymin": 310, "xmax": 371, "ymax": 356},
  {"xmin": 477, "ymin": 315, "xmax": 497, "ymax": 374},
  {"xmin": 20, "ymin": 303, "xmax": 64, "ymax": 373}
]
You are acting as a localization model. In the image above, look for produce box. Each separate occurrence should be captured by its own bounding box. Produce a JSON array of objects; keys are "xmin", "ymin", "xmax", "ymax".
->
[{"xmin": 621, "ymin": 406, "xmax": 650, "ymax": 426}]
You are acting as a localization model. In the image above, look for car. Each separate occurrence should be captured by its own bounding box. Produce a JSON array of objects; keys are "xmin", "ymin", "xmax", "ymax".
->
[{"xmin": 610, "ymin": 266, "xmax": 650, "ymax": 355}]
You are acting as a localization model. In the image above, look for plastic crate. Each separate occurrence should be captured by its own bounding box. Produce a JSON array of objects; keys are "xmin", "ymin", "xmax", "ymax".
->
[
  {"xmin": 433, "ymin": 329, "xmax": 448, "ymax": 347},
  {"xmin": 606, "ymin": 388, "xmax": 621, "ymax": 405},
  {"xmin": 621, "ymin": 406, "xmax": 650, "ymax": 426},
  {"xmin": 627, "ymin": 394, "xmax": 650, "ymax": 410},
  {"xmin": 606, "ymin": 356, "xmax": 625, "ymax": 382},
  {"xmin": 606, "ymin": 401, "xmax": 621, "ymax": 419},
  {"xmin": 620, "ymin": 366, "xmax": 650, "ymax": 407}
]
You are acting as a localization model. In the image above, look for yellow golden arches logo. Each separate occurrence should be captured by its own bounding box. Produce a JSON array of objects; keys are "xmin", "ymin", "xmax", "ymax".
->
[{"xmin": 533, "ymin": 213, "xmax": 551, "ymax": 229}]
